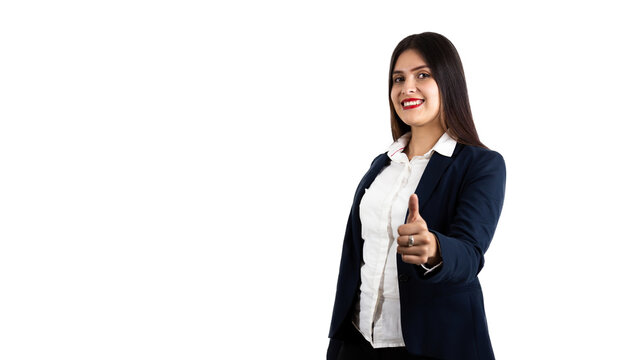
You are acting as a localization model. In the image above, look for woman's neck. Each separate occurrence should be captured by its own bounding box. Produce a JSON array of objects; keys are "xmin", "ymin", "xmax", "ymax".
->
[{"xmin": 406, "ymin": 125, "xmax": 445, "ymax": 161}]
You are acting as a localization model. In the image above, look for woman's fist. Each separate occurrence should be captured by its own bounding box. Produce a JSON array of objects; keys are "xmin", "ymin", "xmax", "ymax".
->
[{"xmin": 397, "ymin": 194, "xmax": 441, "ymax": 266}]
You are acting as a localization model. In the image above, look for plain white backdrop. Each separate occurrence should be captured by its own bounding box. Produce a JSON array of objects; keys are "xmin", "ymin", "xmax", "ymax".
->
[{"xmin": 1, "ymin": 1, "xmax": 638, "ymax": 359}]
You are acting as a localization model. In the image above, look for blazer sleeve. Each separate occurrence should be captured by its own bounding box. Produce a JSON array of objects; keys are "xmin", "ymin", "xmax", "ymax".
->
[{"xmin": 425, "ymin": 150, "xmax": 506, "ymax": 284}]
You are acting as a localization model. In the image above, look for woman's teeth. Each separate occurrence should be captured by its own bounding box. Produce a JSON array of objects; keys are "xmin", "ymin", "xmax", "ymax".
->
[
  {"xmin": 402, "ymin": 99, "xmax": 424, "ymax": 109},
  {"xmin": 403, "ymin": 100, "xmax": 423, "ymax": 106}
]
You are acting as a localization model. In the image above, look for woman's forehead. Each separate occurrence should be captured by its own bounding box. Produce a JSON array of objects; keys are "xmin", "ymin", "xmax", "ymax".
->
[{"xmin": 394, "ymin": 49, "xmax": 429, "ymax": 71}]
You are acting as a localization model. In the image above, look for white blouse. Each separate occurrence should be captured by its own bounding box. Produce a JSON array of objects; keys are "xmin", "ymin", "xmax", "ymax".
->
[{"xmin": 352, "ymin": 130, "xmax": 457, "ymax": 348}]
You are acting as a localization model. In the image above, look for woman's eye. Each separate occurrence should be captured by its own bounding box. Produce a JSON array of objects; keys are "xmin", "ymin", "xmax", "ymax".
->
[
  {"xmin": 393, "ymin": 77, "xmax": 404, "ymax": 83},
  {"xmin": 418, "ymin": 72, "xmax": 431, "ymax": 79}
]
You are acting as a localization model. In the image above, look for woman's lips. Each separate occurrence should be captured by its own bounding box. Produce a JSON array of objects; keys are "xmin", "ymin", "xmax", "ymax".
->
[{"xmin": 401, "ymin": 98, "xmax": 424, "ymax": 110}]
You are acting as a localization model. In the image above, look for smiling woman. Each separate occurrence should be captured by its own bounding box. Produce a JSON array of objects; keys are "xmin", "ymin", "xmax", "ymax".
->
[
  {"xmin": 388, "ymin": 33, "xmax": 486, "ymax": 153},
  {"xmin": 327, "ymin": 32, "xmax": 506, "ymax": 360},
  {"xmin": 390, "ymin": 49, "xmax": 444, "ymax": 159}
]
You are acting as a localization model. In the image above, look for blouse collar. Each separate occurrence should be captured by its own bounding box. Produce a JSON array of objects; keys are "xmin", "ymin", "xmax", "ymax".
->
[{"xmin": 386, "ymin": 130, "xmax": 457, "ymax": 163}]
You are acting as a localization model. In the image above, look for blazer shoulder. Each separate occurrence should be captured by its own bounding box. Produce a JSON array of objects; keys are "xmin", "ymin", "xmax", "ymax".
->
[
  {"xmin": 455, "ymin": 145, "xmax": 506, "ymax": 186},
  {"xmin": 372, "ymin": 151, "xmax": 387, "ymax": 164},
  {"xmin": 367, "ymin": 152, "xmax": 388, "ymax": 168}
]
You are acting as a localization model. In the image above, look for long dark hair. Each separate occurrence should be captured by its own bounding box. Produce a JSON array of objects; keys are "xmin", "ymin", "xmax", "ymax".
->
[{"xmin": 388, "ymin": 32, "xmax": 487, "ymax": 148}]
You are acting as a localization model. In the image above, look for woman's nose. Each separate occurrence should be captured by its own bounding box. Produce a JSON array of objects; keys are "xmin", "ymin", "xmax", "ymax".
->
[{"xmin": 401, "ymin": 77, "xmax": 416, "ymax": 94}]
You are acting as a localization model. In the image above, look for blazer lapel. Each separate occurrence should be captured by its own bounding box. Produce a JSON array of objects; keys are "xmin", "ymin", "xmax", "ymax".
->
[
  {"xmin": 408, "ymin": 143, "xmax": 465, "ymax": 221},
  {"xmin": 350, "ymin": 153, "xmax": 391, "ymax": 255},
  {"xmin": 352, "ymin": 153, "xmax": 390, "ymax": 218}
]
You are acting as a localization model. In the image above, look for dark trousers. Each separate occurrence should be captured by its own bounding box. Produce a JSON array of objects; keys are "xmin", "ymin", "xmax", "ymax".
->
[{"xmin": 332, "ymin": 324, "xmax": 439, "ymax": 360}]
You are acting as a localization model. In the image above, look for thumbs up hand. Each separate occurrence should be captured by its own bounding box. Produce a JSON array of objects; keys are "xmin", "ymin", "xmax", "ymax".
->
[{"xmin": 397, "ymin": 194, "xmax": 442, "ymax": 266}]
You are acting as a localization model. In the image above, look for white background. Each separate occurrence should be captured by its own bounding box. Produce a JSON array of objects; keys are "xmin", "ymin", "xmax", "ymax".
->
[{"xmin": 1, "ymin": 1, "xmax": 638, "ymax": 359}]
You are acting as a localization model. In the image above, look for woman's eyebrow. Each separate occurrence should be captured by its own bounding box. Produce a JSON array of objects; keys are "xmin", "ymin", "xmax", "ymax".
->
[{"xmin": 393, "ymin": 65, "xmax": 431, "ymax": 74}]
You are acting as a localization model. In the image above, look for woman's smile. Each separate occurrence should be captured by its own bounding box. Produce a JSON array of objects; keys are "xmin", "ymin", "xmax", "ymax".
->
[{"xmin": 401, "ymin": 98, "xmax": 425, "ymax": 110}]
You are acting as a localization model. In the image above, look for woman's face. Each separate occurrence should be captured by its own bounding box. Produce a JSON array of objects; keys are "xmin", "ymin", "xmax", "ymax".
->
[{"xmin": 390, "ymin": 49, "xmax": 443, "ymax": 131}]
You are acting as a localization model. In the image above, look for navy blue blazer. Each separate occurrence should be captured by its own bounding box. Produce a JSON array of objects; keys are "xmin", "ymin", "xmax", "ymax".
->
[{"xmin": 328, "ymin": 142, "xmax": 506, "ymax": 360}]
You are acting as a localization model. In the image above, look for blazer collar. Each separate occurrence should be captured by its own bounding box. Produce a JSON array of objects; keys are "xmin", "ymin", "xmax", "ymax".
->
[{"xmin": 411, "ymin": 142, "xmax": 464, "ymax": 216}]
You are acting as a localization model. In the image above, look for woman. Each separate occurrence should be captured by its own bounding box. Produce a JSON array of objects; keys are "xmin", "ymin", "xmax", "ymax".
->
[{"xmin": 327, "ymin": 32, "xmax": 506, "ymax": 360}]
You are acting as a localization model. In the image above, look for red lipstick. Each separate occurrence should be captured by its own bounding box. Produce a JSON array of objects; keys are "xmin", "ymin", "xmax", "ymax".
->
[{"xmin": 401, "ymin": 98, "xmax": 424, "ymax": 110}]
